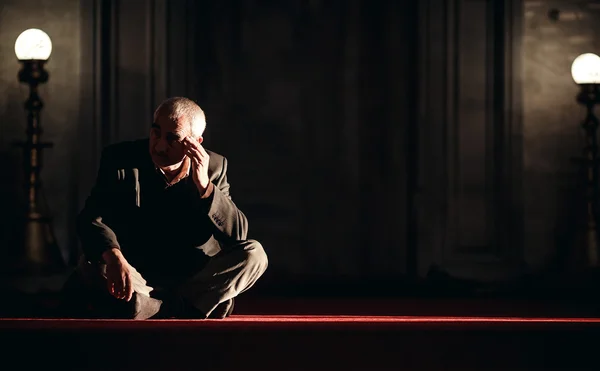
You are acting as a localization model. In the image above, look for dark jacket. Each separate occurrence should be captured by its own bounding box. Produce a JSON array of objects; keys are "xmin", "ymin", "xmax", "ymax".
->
[{"xmin": 76, "ymin": 139, "xmax": 248, "ymax": 280}]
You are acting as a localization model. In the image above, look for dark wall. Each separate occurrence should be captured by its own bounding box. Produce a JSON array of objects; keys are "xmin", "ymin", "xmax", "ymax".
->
[
  {"xmin": 415, "ymin": 0, "xmax": 526, "ymax": 281},
  {"xmin": 80, "ymin": 0, "xmax": 419, "ymax": 288},
  {"xmin": 522, "ymin": 0, "xmax": 600, "ymax": 273},
  {"xmin": 0, "ymin": 0, "xmax": 81, "ymax": 265},
  {"xmin": 3, "ymin": 0, "xmax": 595, "ymax": 292}
]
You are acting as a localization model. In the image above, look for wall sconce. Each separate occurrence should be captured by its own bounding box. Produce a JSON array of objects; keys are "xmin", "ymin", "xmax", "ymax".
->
[
  {"xmin": 570, "ymin": 53, "xmax": 600, "ymax": 270},
  {"xmin": 13, "ymin": 28, "xmax": 64, "ymax": 275}
]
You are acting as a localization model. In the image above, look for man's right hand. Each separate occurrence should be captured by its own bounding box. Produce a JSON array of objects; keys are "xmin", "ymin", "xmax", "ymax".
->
[{"xmin": 102, "ymin": 248, "xmax": 152, "ymax": 301}]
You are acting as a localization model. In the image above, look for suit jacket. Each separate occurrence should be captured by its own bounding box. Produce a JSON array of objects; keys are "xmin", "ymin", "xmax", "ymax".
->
[{"xmin": 77, "ymin": 139, "xmax": 248, "ymax": 279}]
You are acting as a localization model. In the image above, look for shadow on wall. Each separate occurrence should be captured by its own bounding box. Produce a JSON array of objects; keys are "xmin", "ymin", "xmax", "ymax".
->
[
  {"xmin": 552, "ymin": 158, "xmax": 600, "ymax": 275},
  {"xmin": 553, "ymin": 169, "xmax": 583, "ymax": 273},
  {"xmin": 0, "ymin": 92, "xmax": 26, "ymax": 270}
]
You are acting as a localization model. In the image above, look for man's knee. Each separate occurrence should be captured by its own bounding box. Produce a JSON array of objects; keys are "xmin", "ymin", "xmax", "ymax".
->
[{"xmin": 242, "ymin": 239, "xmax": 268, "ymax": 273}]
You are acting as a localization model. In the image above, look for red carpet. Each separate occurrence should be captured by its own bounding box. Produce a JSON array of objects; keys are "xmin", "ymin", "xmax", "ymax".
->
[
  {"xmin": 2, "ymin": 298, "xmax": 600, "ymax": 370},
  {"xmin": 2, "ymin": 314, "xmax": 600, "ymax": 370},
  {"xmin": 3, "ymin": 315, "xmax": 600, "ymax": 328}
]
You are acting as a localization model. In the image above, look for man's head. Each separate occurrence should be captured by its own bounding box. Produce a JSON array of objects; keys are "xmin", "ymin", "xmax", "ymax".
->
[{"xmin": 150, "ymin": 97, "xmax": 206, "ymax": 168}]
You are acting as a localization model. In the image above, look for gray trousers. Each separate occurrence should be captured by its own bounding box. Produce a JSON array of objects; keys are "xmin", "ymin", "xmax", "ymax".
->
[{"xmin": 65, "ymin": 239, "xmax": 268, "ymax": 319}]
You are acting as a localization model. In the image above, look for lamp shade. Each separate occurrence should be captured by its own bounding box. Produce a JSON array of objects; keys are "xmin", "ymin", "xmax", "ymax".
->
[
  {"xmin": 572, "ymin": 53, "xmax": 600, "ymax": 84},
  {"xmin": 14, "ymin": 28, "xmax": 52, "ymax": 61}
]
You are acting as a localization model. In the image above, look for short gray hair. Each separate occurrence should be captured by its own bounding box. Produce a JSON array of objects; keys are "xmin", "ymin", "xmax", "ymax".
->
[{"xmin": 153, "ymin": 97, "xmax": 206, "ymax": 138}]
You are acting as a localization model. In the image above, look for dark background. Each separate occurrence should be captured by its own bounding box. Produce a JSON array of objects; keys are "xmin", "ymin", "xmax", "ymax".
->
[{"xmin": 0, "ymin": 0, "xmax": 597, "ymax": 297}]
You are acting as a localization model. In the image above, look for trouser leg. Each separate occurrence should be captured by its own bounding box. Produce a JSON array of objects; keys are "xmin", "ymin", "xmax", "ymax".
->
[{"xmin": 177, "ymin": 239, "xmax": 268, "ymax": 317}]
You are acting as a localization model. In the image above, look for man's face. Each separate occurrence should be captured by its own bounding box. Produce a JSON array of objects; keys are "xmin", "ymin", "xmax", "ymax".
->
[{"xmin": 149, "ymin": 115, "xmax": 189, "ymax": 167}]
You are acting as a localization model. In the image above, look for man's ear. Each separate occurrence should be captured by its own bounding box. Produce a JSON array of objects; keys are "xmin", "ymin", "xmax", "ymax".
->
[{"xmin": 197, "ymin": 136, "xmax": 204, "ymax": 144}]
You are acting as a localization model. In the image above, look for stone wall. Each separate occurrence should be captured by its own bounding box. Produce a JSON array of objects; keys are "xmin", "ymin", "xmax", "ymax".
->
[
  {"xmin": 523, "ymin": 0, "xmax": 600, "ymax": 271},
  {"xmin": 0, "ymin": 0, "xmax": 81, "ymax": 264}
]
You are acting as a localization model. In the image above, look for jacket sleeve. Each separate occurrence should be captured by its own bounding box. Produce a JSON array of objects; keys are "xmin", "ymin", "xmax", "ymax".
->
[
  {"xmin": 203, "ymin": 157, "xmax": 249, "ymax": 242},
  {"xmin": 76, "ymin": 147, "xmax": 121, "ymax": 262}
]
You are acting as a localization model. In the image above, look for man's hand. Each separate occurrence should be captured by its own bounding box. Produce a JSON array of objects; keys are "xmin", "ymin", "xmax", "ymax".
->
[
  {"xmin": 102, "ymin": 248, "xmax": 152, "ymax": 301},
  {"xmin": 182, "ymin": 136, "xmax": 211, "ymax": 195}
]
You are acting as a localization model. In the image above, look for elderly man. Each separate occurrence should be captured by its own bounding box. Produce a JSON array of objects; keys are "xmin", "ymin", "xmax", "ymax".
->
[{"xmin": 61, "ymin": 97, "xmax": 268, "ymax": 319}]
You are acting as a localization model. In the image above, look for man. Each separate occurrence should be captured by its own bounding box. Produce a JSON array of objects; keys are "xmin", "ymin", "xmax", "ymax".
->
[{"xmin": 61, "ymin": 97, "xmax": 268, "ymax": 319}]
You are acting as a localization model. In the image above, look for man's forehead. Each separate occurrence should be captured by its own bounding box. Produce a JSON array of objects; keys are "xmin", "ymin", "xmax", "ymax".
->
[{"xmin": 155, "ymin": 115, "xmax": 188, "ymax": 133}]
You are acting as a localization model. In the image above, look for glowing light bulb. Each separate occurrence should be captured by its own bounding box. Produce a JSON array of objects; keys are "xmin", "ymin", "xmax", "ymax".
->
[
  {"xmin": 14, "ymin": 28, "xmax": 52, "ymax": 61},
  {"xmin": 571, "ymin": 53, "xmax": 600, "ymax": 84}
]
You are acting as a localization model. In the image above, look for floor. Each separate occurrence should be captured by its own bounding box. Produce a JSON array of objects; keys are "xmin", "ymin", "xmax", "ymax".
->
[{"xmin": 2, "ymin": 296, "xmax": 600, "ymax": 370}]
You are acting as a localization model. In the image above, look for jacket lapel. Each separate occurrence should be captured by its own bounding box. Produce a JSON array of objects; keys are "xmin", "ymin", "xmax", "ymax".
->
[
  {"xmin": 133, "ymin": 168, "xmax": 141, "ymax": 207},
  {"xmin": 116, "ymin": 167, "xmax": 142, "ymax": 208}
]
